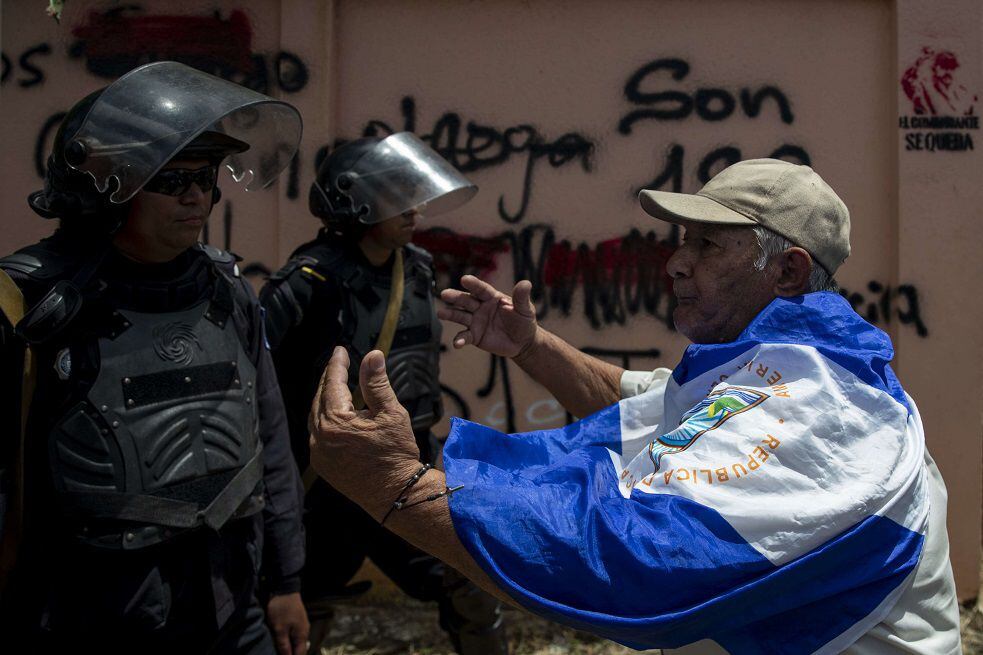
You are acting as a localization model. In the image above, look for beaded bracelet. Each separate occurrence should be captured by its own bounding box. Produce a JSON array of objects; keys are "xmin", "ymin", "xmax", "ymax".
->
[{"xmin": 380, "ymin": 463, "xmax": 465, "ymax": 525}]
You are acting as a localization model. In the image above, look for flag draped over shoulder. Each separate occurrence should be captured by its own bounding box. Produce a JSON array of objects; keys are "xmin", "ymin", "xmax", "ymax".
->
[{"xmin": 443, "ymin": 292, "xmax": 928, "ymax": 655}]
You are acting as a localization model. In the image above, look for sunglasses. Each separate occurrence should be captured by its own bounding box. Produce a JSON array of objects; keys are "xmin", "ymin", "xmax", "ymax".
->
[{"xmin": 143, "ymin": 165, "xmax": 218, "ymax": 196}]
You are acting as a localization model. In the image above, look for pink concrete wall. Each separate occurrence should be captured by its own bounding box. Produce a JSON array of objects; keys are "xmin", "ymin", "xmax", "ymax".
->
[{"xmin": 1, "ymin": 0, "xmax": 980, "ymax": 599}]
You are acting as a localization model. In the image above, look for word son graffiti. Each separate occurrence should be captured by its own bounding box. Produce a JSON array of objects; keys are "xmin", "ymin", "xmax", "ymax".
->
[{"xmin": 621, "ymin": 58, "xmax": 810, "ymax": 217}]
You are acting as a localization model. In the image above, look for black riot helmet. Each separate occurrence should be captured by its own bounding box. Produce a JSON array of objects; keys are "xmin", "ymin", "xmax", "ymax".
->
[
  {"xmin": 28, "ymin": 61, "xmax": 302, "ymax": 234},
  {"xmin": 29, "ymin": 91, "xmax": 249, "ymax": 232},
  {"xmin": 28, "ymin": 88, "xmax": 123, "ymax": 230},
  {"xmin": 310, "ymin": 132, "xmax": 478, "ymax": 240},
  {"xmin": 309, "ymin": 138, "xmax": 380, "ymax": 240}
]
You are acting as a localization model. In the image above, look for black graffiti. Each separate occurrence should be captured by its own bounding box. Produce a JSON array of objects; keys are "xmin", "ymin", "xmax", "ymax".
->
[
  {"xmin": 359, "ymin": 96, "xmax": 594, "ymax": 224},
  {"xmin": 839, "ymin": 281, "xmax": 928, "ymax": 337},
  {"xmin": 440, "ymin": 383, "xmax": 471, "ymax": 422},
  {"xmin": 464, "ymin": 347, "xmax": 665, "ymax": 432},
  {"xmin": 1, "ymin": 43, "xmax": 52, "ymax": 88},
  {"xmin": 286, "ymin": 153, "xmax": 301, "ymax": 200},
  {"xmin": 198, "ymin": 201, "xmax": 270, "ymax": 279},
  {"xmin": 274, "ymin": 52, "xmax": 309, "ymax": 94},
  {"xmin": 221, "ymin": 51, "xmax": 309, "ymax": 96},
  {"xmin": 637, "ymin": 142, "xmax": 811, "ymax": 208},
  {"xmin": 477, "ymin": 354, "xmax": 518, "ymax": 433},
  {"xmin": 619, "ymin": 58, "xmax": 794, "ymax": 134},
  {"xmin": 580, "ymin": 346, "xmax": 663, "ymax": 370}
]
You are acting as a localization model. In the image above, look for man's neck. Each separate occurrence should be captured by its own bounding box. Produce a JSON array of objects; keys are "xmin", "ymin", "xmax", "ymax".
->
[
  {"xmin": 112, "ymin": 236, "xmax": 186, "ymax": 265},
  {"xmin": 358, "ymin": 238, "xmax": 395, "ymax": 267}
]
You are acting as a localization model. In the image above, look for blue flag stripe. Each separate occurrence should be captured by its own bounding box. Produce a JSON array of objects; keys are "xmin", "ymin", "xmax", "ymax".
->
[
  {"xmin": 671, "ymin": 293, "xmax": 909, "ymax": 413},
  {"xmin": 447, "ymin": 423, "xmax": 923, "ymax": 652}
]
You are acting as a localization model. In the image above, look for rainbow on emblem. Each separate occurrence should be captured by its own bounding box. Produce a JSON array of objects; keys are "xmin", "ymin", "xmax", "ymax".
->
[{"xmin": 648, "ymin": 386, "xmax": 768, "ymax": 472}]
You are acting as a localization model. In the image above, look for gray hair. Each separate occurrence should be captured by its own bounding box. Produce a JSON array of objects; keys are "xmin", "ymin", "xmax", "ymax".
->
[{"xmin": 751, "ymin": 225, "xmax": 838, "ymax": 293}]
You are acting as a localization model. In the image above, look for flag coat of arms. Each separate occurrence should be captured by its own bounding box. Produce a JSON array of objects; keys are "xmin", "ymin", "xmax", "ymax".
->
[{"xmin": 443, "ymin": 293, "xmax": 929, "ymax": 655}]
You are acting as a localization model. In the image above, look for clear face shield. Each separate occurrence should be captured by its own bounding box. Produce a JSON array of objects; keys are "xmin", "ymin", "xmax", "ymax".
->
[
  {"xmin": 63, "ymin": 61, "xmax": 302, "ymax": 203},
  {"xmin": 334, "ymin": 132, "xmax": 477, "ymax": 224}
]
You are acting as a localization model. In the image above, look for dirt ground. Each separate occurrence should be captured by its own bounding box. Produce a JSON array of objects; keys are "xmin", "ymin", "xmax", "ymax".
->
[{"xmin": 317, "ymin": 562, "xmax": 983, "ymax": 655}]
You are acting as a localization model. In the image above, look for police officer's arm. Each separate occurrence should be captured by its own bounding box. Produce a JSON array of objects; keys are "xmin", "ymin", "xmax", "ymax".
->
[
  {"xmin": 244, "ymin": 281, "xmax": 306, "ymax": 592},
  {"xmin": 260, "ymin": 264, "xmax": 318, "ymax": 352},
  {"xmin": 309, "ymin": 348, "xmax": 515, "ymax": 605},
  {"xmin": 0, "ymin": 315, "xmax": 21, "ymax": 544},
  {"xmin": 0, "ymin": 268, "xmax": 29, "ymax": 552},
  {"xmin": 439, "ymin": 275, "xmax": 623, "ymax": 418},
  {"xmin": 260, "ymin": 264, "xmax": 345, "ymax": 470},
  {"xmin": 243, "ymin": 280, "xmax": 310, "ymax": 653}
]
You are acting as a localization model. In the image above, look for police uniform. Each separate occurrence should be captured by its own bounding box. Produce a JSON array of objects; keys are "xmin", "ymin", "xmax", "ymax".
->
[
  {"xmin": 0, "ymin": 233, "xmax": 304, "ymax": 653},
  {"xmin": 262, "ymin": 230, "xmax": 507, "ymax": 654},
  {"xmin": 0, "ymin": 61, "xmax": 306, "ymax": 654}
]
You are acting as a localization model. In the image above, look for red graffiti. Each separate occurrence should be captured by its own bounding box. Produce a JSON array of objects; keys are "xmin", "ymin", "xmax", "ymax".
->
[
  {"xmin": 901, "ymin": 47, "xmax": 977, "ymax": 116},
  {"xmin": 71, "ymin": 8, "xmax": 254, "ymax": 78},
  {"xmin": 413, "ymin": 228, "xmax": 510, "ymax": 277},
  {"xmin": 544, "ymin": 235, "xmax": 676, "ymax": 296}
]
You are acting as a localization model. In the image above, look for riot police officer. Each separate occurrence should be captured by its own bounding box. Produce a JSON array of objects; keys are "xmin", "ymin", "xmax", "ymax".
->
[
  {"xmin": 261, "ymin": 134, "xmax": 508, "ymax": 654},
  {"xmin": 0, "ymin": 62, "xmax": 308, "ymax": 654}
]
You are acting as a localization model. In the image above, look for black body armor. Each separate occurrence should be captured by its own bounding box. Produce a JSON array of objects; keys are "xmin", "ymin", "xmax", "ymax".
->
[
  {"xmin": 3, "ymin": 240, "xmax": 265, "ymax": 550},
  {"xmin": 267, "ymin": 240, "xmax": 443, "ymax": 433},
  {"xmin": 340, "ymin": 244, "xmax": 443, "ymax": 432}
]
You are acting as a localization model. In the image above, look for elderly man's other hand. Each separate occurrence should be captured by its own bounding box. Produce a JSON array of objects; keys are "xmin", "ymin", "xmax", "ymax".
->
[
  {"xmin": 308, "ymin": 347, "xmax": 421, "ymax": 517},
  {"xmin": 438, "ymin": 275, "xmax": 538, "ymax": 358},
  {"xmin": 265, "ymin": 592, "xmax": 310, "ymax": 655}
]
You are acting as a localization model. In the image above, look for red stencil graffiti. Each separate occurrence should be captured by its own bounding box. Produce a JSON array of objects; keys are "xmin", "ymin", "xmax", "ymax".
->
[{"xmin": 901, "ymin": 47, "xmax": 977, "ymax": 116}]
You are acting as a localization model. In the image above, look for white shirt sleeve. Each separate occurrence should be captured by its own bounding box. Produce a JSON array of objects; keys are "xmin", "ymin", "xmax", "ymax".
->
[{"xmin": 620, "ymin": 367, "xmax": 674, "ymax": 399}]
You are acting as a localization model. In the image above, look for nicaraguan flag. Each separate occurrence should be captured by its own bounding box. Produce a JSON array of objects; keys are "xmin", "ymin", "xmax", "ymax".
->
[{"xmin": 444, "ymin": 292, "xmax": 927, "ymax": 655}]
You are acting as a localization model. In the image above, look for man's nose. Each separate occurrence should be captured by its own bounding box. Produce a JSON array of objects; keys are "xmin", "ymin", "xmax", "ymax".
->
[
  {"xmin": 180, "ymin": 183, "xmax": 208, "ymax": 204},
  {"xmin": 666, "ymin": 244, "xmax": 692, "ymax": 279}
]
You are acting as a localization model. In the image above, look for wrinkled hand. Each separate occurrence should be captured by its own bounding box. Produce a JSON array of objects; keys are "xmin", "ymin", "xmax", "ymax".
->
[
  {"xmin": 308, "ymin": 347, "xmax": 421, "ymax": 516},
  {"xmin": 438, "ymin": 275, "xmax": 538, "ymax": 358},
  {"xmin": 265, "ymin": 592, "xmax": 309, "ymax": 655}
]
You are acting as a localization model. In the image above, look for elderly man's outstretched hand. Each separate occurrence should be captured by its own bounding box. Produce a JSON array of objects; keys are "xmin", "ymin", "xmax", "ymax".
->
[
  {"xmin": 438, "ymin": 275, "xmax": 538, "ymax": 358},
  {"xmin": 308, "ymin": 347, "xmax": 421, "ymax": 517}
]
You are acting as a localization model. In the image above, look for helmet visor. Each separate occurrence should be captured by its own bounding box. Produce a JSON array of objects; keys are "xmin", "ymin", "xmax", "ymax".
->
[
  {"xmin": 65, "ymin": 61, "xmax": 302, "ymax": 203},
  {"xmin": 340, "ymin": 132, "xmax": 477, "ymax": 224}
]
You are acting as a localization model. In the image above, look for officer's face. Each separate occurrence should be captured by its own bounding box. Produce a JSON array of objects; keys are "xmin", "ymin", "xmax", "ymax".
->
[
  {"xmin": 363, "ymin": 208, "xmax": 421, "ymax": 250},
  {"xmin": 114, "ymin": 158, "xmax": 215, "ymax": 263}
]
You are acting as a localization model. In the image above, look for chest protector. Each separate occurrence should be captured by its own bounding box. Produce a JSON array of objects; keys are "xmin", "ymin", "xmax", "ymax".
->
[
  {"xmin": 46, "ymin": 268, "xmax": 263, "ymax": 549},
  {"xmin": 315, "ymin": 244, "xmax": 443, "ymax": 433}
]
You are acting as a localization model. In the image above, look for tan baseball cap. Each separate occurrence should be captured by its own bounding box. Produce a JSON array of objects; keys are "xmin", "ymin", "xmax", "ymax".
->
[{"xmin": 638, "ymin": 158, "xmax": 850, "ymax": 274}]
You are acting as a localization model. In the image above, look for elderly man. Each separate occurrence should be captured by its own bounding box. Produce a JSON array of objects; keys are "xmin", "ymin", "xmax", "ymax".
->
[{"xmin": 308, "ymin": 159, "xmax": 961, "ymax": 654}]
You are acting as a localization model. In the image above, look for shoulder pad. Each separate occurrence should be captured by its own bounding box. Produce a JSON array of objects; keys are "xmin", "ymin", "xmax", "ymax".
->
[
  {"xmin": 404, "ymin": 243, "xmax": 434, "ymax": 265},
  {"xmin": 285, "ymin": 241, "xmax": 349, "ymax": 279},
  {"xmin": 196, "ymin": 243, "xmax": 242, "ymax": 278},
  {"xmin": 268, "ymin": 255, "xmax": 318, "ymax": 283},
  {"xmin": 0, "ymin": 238, "xmax": 84, "ymax": 281}
]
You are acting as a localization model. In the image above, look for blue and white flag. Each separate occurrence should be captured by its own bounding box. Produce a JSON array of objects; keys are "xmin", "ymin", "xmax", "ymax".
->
[{"xmin": 444, "ymin": 292, "xmax": 927, "ymax": 655}]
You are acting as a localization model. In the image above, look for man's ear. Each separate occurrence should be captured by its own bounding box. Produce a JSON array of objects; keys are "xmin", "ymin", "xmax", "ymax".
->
[{"xmin": 774, "ymin": 247, "xmax": 813, "ymax": 296}]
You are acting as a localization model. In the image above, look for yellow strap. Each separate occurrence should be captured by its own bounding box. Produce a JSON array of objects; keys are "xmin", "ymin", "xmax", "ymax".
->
[
  {"xmin": 304, "ymin": 251, "xmax": 406, "ymax": 492},
  {"xmin": 0, "ymin": 269, "xmax": 34, "ymax": 593},
  {"xmin": 0, "ymin": 268, "xmax": 25, "ymax": 325}
]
